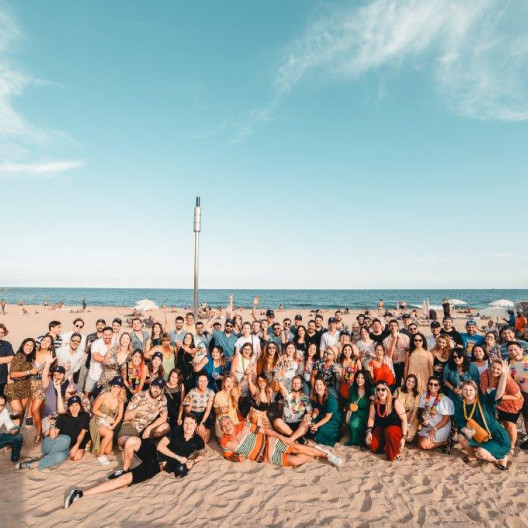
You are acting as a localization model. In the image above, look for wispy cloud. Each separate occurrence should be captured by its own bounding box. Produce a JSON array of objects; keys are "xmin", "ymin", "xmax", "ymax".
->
[
  {"xmin": 0, "ymin": 6, "xmax": 83, "ymax": 177},
  {"xmin": 275, "ymin": 0, "xmax": 528, "ymax": 121},
  {"xmin": 234, "ymin": 0, "xmax": 528, "ymax": 141},
  {"xmin": 0, "ymin": 160, "xmax": 85, "ymax": 179}
]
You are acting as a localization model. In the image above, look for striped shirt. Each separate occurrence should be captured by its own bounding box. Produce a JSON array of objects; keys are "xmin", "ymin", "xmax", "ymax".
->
[{"xmin": 220, "ymin": 422, "xmax": 264, "ymax": 460}]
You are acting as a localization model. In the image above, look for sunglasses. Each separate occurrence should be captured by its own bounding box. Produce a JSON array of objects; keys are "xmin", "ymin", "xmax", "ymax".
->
[
  {"xmin": 428, "ymin": 382, "xmax": 440, "ymax": 387},
  {"xmin": 376, "ymin": 388, "xmax": 387, "ymax": 392},
  {"xmin": 225, "ymin": 325, "xmax": 233, "ymax": 328},
  {"xmin": 74, "ymin": 324, "xmax": 84, "ymax": 329},
  {"xmin": 413, "ymin": 338, "xmax": 423, "ymax": 342},
  {"xmin": 453, "ymin": 355, "xmax": 463, "ymax": 359},
  {"xmin": 71, "ymin": 339, "xmax": 81, "ymax": 344}
]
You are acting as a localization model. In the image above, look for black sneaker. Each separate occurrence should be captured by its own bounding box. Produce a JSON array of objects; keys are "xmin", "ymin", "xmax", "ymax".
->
[
  {"xmin": 519, "ymin": 439, "xmax": 528, "ymax": 450},
  {"xmin": 64, "ymin": 489, "xmax": 83, "ymax": 509},
  {"xmin": 106, "ymin": 468, "xmax": 129, "ymax": 480}
]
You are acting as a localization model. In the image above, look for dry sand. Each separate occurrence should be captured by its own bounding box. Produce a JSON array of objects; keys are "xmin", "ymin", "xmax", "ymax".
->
[{"xmin": 0, "ymin": 305, "xmax": 527, "ymax": 527}]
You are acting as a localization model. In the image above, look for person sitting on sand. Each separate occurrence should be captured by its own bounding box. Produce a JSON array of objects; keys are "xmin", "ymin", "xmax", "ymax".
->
[
  {"xmin": 64, "ymin": 413, "xmax": 206, "ymax": 509},
  {"xmin": 117, "ymin": 377, "xmax": 169, "ymax": 447},
  {"xmin": 454, "ymin": 358, "xmax": 511, "ymax": 469},
  {"xmin": 365, "ymin": 381, "xmax": 408, "ymax": 462},
  {"xmin": 417, "ymin": 376, "xmax": 454, "ymax": 453},
  {"xmin": 273, "ymin": 375, "xmax": 313, "ymax": 443},
  {"xmin": 218, "ymin": 416, "xmax": 342, "ymax": 467},
  {"xmin": 17, "ymin": 394, "xmax": 89, "ymax": 471},
  {"xmin": 0, "ymin": 394, "xmax": 23, "ymax": 463}
]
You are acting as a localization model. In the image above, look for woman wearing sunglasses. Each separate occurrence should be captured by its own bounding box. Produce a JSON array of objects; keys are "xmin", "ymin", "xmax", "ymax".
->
[
  {"xmin": 404, "ymin": 333, "xmax": 433, "ymax": 394},
  {"xmin": 365, "ymin": 381, "xmax": 407, "ymax": 461},
  {"xmin": 454, "ymin": 358, "xmax": 511, "ymax": 469},
  {"xmin": 417, "ymin": 375, "xmax": 454, "ymax": 453},
  {"xmin": 443, "ymin": 350, "xmax": 479, "ymax": 403}
]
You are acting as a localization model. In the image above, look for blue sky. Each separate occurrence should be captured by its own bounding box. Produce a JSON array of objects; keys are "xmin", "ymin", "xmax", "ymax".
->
[{"xmin": 1, "ymin": 0, "xmax": 527, "ymax": 289}]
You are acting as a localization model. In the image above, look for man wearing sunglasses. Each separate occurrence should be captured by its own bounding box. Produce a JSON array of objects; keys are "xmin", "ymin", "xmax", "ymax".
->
[
  {"xmin": 209, "ymin": 319, "xmax": 239, "ymax": 362},
  {"xmin": 56, "ymin": 333, "xmax": 85, "ymax": 380}
]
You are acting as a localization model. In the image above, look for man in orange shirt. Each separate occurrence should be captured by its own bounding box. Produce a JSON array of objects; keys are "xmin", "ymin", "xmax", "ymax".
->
[{"xmin": 219, "ymin": 417, "xmax": 342, "ymax": 467}]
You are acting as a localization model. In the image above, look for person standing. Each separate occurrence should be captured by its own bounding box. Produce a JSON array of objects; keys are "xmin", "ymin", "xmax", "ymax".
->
[
  {"xmin": 0, "ymin": 324, "xmax": 14, "ymax": 396},
  {"xmin": 85, "ymin": 327, "xmax": 113, "ymax": 395}
]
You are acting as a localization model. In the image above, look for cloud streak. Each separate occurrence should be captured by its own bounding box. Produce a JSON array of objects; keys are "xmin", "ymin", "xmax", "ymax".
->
[
  {"xmin": 0, "ymin": 160, "xmax": 85, "ymax": 179},
  {"xmin": 275, "ymin": 0, "xmax": 528, "ymax": 121},
  {"xmin": 233, "ymin": 0, "xmax": 528, "ymax": 141},
  {"xmin": 0, "ymin": 6, "xmax": 83, "ymax": 177}
]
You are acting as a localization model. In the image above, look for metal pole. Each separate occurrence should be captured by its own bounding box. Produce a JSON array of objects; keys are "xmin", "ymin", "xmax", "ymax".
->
[{"xmin": 193, "ymin": 197, "xmax": 201, "ymax": 318}]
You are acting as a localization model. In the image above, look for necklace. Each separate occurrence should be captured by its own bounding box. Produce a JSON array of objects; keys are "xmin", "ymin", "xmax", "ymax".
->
[
  {"xmin": 376, "ymin": 401, "xmax": 387, "ymax": 418},
  {"xmin": 424, "ymin": 392, "xmax": 442, "ymax": 416}
]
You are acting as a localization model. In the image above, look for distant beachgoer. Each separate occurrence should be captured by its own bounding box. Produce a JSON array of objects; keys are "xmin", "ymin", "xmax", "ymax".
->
[
  {"xmin": 82, "ymin": 298, "xmax": 87, "ymax": 312},
  {"xmin": 378, "ymin": 299, "xmax": 384, "ymax": 315},
  {"xmin": 0, "ymin": 299, "xmax": 6, "ymax": 315}
]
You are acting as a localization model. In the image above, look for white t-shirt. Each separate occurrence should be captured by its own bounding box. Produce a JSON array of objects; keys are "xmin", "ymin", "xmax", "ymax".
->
[
  {"xmin": 234, "ymin": 335, "xmax": 260, "ymax": 356},
  {"xmin": 320, "ymin": 330, "xmax": 339, "ymax": 352},
  {"xmin": 56, "ymin": 345, "xmax": 85, "ymax": 378},
  {"xmin": 88, "ymin": 338, "xmax": 110, "ymax": 381}
]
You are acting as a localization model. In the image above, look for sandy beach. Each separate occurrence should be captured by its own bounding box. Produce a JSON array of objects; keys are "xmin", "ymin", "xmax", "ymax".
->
[{"xmin": 0, "ymin": 305, "xmax": 527, "ymax": 527}]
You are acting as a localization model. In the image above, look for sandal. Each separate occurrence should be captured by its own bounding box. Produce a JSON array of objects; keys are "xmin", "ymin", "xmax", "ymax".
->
[
  {"xmin": 443, "ymin": 438, "xmax": 455, "ymax": 455},
  {"xmin": 34, "ymin": 435, "xmax": 42, "ymax": 446},
  {"xmin": 495, "ymin": 460, "xmax": 511, "ymax": 471},
  {"xmin": 462, "ymin": 456, "xmax": 478, "ymax": 465}
]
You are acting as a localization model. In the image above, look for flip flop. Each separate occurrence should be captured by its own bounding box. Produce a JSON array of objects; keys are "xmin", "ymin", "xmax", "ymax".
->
[
  {"xmin": 462, "ymin": 456, "xmax": 478, "ymax": 465},
  {"xmin": 495, "ymin": 460, "xmax": 511, "ymax": 471}
]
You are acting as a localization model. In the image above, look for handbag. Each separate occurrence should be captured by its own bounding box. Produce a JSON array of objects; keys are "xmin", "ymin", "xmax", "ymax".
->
[{"xmin": 463, "ymin": 398, "xmax": 492, "ymax": 443}]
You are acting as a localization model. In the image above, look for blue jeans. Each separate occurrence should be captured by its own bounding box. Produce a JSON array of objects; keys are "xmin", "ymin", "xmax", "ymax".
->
[
  {"xmin": 0, "ymin": 432, "xmax": 23, "ymax": 462},
  {"xmin": 38, "ymin": 435, "xmax": 71, "ymax": 471}
]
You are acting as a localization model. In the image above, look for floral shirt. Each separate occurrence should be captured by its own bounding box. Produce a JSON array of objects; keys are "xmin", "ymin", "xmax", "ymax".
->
[
  {"xmin": 282, "ymin": 392, "xmax": 312, "ymax": 424},
  {"xmin": 312, "ymin": 360, "xmax": 339, "ymax": 387},
  {"xmin": 124, "ymin": 390, "xmax": 167, "ymax": 433},
  {"xmin": 187, "ymin": 387, "xmax": 215, "ymax": 413},
  {"xmin": 509, "ymin": 352, "xmax": 528, "ymax": 393}
]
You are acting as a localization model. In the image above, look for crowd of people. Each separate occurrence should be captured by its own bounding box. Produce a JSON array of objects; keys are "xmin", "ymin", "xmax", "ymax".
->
[{"xmin": 0, "ymin": 296, "xmax": 527, "ymax": 510}]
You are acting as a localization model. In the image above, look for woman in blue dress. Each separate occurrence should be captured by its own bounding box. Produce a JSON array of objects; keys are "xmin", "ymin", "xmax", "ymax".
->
[
  {"xmin": 454, "ymin": 358, "xmax": 511, "ymax": 470},
  {"xmin": 309, "ymin": 378, "xmax": 342, "ymax": 446},
  {"xmin": 443, "ymin": 350, "xmax": 480, "ymax": 402}
]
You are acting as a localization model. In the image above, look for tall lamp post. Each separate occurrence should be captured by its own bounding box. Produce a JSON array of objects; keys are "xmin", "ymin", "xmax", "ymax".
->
[{"xmin": 193, "ymin": 197, "xmax": 201, "ymax": 318}]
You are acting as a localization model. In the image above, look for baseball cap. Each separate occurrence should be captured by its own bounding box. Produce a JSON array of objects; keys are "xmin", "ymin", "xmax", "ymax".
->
[
  {"xmin": 151, "ymin": 377, "xmax": 166, "ymax": 388},
  {"xmin": 225, "ymin": 318, "xmax": 235, "ymax": 326},
  {"xmin": 110, "ymin": 376, "xmax": 125, "ymax": 387},
  {"xmin": 266, "ymin": 310, "xmax": 275, "ymax": 318},
  {"xmin": 67, "ymin": 395, "xmax": 82, "ymax": 407},
  {"xmin": 152, "ymin": 351, "xmax": 163, "ymax": 361},
  {"xmin": 430, "ymin": 321, "xmax": 441, "ymax": 329},
  {"xmin": 294, "ymin": 314, "xmax": 303, "ymax": 321},
  {"xmin": 96, "ymin": 318, "xmax": 106, "ymax": 325},
  {"xmin": 466, "ymin": 320, "xmax": 477, "ymax": 327},
  {"xmin": 328, "ymin": 317, "xmax": 337, "ymax": 324},
  {"xmin": 402, "ymin": 313, "xmax": 411, "ymax": 319},
  {"xmin": 339, "ymin": 330, "xmax": 350, "ymax": 337},
  {"xmin": 52, "ymin": 366, "xmax": 66, "ymax": 374}
]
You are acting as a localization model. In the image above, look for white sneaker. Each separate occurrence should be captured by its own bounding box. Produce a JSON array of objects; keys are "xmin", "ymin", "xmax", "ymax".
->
[
  {"xmin": 326, "ymin": 452, "xmax": 343, "ymax": 467},
  {"xmin": 97, "ymin": 455, "xmax": 110, "ymax": 466}
]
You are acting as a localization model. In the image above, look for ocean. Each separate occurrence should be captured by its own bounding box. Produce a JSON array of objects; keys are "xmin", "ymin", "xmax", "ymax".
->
[{"xmin": 0, "ymin": 288, "xmax": 527, "ymax": 310}]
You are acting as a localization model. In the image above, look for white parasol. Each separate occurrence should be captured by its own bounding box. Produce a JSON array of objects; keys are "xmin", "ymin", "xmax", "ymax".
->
[
  {"xmin": 134, "ymin": 299, "xmax": 159, "ymax": 311},
  {"xmin": 488, "ymin": 299, "xmax": 514, "ymax": 308},
  {"xmin": 447, "ymin": 299, "xmax": 466, "ymax": 305}
]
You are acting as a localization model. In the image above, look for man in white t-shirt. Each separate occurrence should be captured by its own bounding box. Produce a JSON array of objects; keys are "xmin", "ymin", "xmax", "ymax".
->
[
  {"xmin": 56, "ymin": 333, "xmax": 85, "ymax": 380},
  {"xmin": 320, "ymin": 318, "xmax": 340, "ymax": 353},
  {"xmin": 84, "ymin": 327, "xmax": 113, "ymax": 395},
  {"xmin": 234, "ymin": 322, "xmax": 261, "ymax": 356}
]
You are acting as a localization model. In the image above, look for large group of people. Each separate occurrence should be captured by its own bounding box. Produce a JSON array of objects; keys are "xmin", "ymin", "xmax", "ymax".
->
[{"xmin": 0, "ymin": 296, "xmax": 527, "ymax": 509}]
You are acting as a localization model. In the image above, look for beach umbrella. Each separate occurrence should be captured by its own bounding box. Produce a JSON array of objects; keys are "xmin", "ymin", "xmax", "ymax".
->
[
  {"xmin": 479, "ymin": 307, "xmax": 509, "ymax": 318},
  {"xmin": 134, "ymin": 299, "xmax": 159, "ymax": 311},
  {"xmin": 447, "ymin": 299, "xmax": 466, "ymax": 305},
  {"xmin": 489, "ymin": 299, "xmax": 514, "ymax": 308}
]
